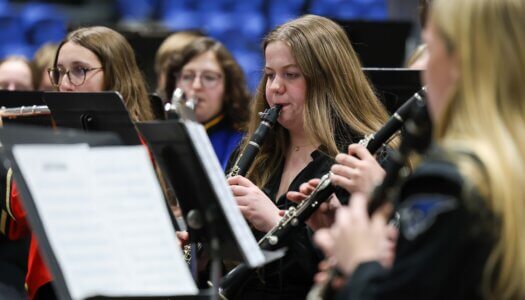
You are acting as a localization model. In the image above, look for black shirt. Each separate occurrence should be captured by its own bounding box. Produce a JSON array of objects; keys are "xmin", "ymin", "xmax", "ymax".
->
[
  {"xmin": 234, "ymin": 149, "xmax": 335, "ymax": 300},
  {"xmin": 337, "ymin": 149, "xmax": 495, "ymax": 300}
]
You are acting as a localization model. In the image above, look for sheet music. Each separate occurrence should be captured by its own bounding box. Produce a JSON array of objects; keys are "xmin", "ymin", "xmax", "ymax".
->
[
  {"xmin": 184, "ymin": 121, "xmax": 265, "ymax": 268},
  {"xmin": 13, "ymin": 144, "xmax": 198, "ymax": 300}
]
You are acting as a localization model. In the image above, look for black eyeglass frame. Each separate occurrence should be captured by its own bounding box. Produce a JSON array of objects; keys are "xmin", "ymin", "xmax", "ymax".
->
[{"xmin": 47, "ymin": 66, "xmax": 103, "ymax": 87}]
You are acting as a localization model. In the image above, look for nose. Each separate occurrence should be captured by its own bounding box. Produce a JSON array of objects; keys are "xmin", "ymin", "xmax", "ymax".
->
[
  {"xmin": 59, "ymin": 74, "xmax": 75, "ymax": 91},
  {"xmin": 191, "ymin": 75, "xmax": 203, "ymax": 89},
  {"xmin": 268, "ymin": 75, "xmax": 285, "ymax": 94}
]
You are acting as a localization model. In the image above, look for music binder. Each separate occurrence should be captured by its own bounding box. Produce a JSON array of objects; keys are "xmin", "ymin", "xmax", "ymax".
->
[
  {"xmin": 136, "ymin": 120, "xmax": 266, "ymax": 269},
  {"xmin": 0, "ymin": 125, "xmax": 198, "ymax": 300},
  {"xmin": 43, "ymin": 91, "xmax": 141, "ymax": 145}
]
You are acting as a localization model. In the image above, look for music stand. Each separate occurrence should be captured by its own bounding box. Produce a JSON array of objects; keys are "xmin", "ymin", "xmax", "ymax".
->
[
  {"xmin": 363, "ymin": 68, "xmax": 422, "ymax": 114},
  {"xmin": 137, "ymin": 120, "xmax": 265, "ymax": 263},
  {"xmin": 0, "ymin": 126, "xmax": 120, "ymax": 300},
  {"xmin": 43, "ymin": 91, "xmax": 141, "ymax": 145},
  {"xmin": 0, "ymin": 90, "xmax": 52, "ymax": 127},
  {"xmin": 149, "ymin": 93, "xmax": 167, "ymax": 121},
  {"xmin": 0, "ymin": 125, "xmax": 200, "ymax": 300}
]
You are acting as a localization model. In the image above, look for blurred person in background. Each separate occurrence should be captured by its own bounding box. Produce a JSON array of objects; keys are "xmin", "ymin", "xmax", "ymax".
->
[
  {"xmin": 165, "ymin": 36, "xmax": 251, "ymax": 170},
  {"xmin": 315, "ymin": 0, "xmax": 525, "ymax": 298},
  {"xmin": 32, "ymin": 43, "xmax": 59, "ymax": 91},
  {"xmin": 155, "ymin": 30, "xmax": 204, "ymax": 101},
  {"xmin": 0, "ymin": 56, "xmax": 33, "ymax": 91}
]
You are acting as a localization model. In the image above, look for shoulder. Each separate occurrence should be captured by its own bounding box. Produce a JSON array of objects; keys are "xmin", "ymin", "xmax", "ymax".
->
[
  {"xmin": 397, "ymin": 152, "xmax": 466, "ymax": 240},
  {"xmin": 401, "ymin": 152, "xmax": 464, "ymax": 198}
]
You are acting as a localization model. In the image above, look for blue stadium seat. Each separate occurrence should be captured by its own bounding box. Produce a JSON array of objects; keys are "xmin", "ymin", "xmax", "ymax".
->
[
  {"xmin": 269, "ymin": 0, "xmax": 306, "ymax": 14},
  {"xmin": 268, "ymin": 11, "xmax": 299, "ymax": 29},
  {"xmin": 0, "ymin": 43, "xmax": 35, "ymax": 60},
  {"xmin": 202, "ymin": 11, "xmax": 235, "ymax": 41},
  {"xmin": 309, "ymin": 0, "xmax": 349, "ymax": 18},
  {"xmin": 0, "ymin": 3, "xmax": 25, "ymax": 45},
  {"xmin": 194, "ymin": 0, "xmax": 232, "ymax": 12},
  {"xmin": 333, "ymin": 1, "xmax": 361, "ymax": 19},
  {"xmin": 116, "ymin": 0, "xmax": 156, "ymax": 22},
  {"xmin": 233, "ymin": 50, "xmax": 263, "ymax": 92},
  {"xmin": 268, "ymin": 0, "xmax": 304, "ymax": 27},
  {"xmin": 162, "ymin": 9, "xmax": 203, "ymax": 31},
  {"xmin": 20, "ymin": 3, "xmax": 67, "ymax": 45},
  {"xmin": 234, "ymin": 11, "xmax": 266, "ymax": 43},
  {"xmin": 157, "ymin": 0, "xmax": 194, "ymax": 19},
  {"xmin": 360, "ymin": 0, "xmax": 388, "ymax": 20},
  {"xmin": 232, "ymin": 0, "xmax": 264, "ymax": 12}
]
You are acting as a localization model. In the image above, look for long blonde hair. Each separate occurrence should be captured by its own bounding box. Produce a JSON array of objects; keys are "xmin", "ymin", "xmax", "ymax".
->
[
  {"xmin": 432, "ymin": 0, "xmax": 525, "ymax": 298},
  {"xmin": 243, "ymin": 15, "xmax": 391, "ymax": 188}
]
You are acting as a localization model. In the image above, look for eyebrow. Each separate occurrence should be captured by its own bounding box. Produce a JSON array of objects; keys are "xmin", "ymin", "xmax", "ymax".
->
[
  {"xmin": 182, "ymin": 68, "xmax": 222, "ymax": 73},
  {"xmin": 264, "ymin": 64, "xmax": 299, "ymax": 70},
  {"xmin": 57, "ymin": 60, "xmax": 93, "ymax": 67}
]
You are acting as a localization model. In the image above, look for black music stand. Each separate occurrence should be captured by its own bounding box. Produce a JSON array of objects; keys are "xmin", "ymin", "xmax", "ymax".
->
[
  {"xmin": 136, "ymin": 120, "xmax": 265, "ymax": 266},
  {"xmin": 0, "ymin": 125, "xmax": 201, "ymax": 300},
  {"xmin": 0, "ymin": 90, "xmax": 52, "ymax": 127},
  {"xmin": 363, "ymin": 68, "xmax": 422, "ymax": 114},
  {"xmin": 43, "ymin": 91, "xmax": 141, "ymax": 145},
  {"xmin": 0, "ymin": 126, "xmax": 119, "ymax": 300},
  {"xmin": 149, "ymin": 93, "xmax": 167, "ymax": 121}
]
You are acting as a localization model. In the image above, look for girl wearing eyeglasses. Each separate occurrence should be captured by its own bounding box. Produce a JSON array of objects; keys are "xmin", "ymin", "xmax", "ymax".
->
[
  {"xmin": 48, "ymin": 26, "xmax": 154, "ymax": 122},
  {"xmin": 165, "ymin": 37, "xmax": 251, "ymax": 170},
  {"xmin": 2, "ymin": 26, "xmax": 155, "ymax": 300}
]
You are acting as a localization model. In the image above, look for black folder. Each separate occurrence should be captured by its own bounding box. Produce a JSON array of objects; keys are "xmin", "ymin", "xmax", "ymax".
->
[{"xmin": 43, "ymin": 91, "xmax": 141, "ymax": 145}]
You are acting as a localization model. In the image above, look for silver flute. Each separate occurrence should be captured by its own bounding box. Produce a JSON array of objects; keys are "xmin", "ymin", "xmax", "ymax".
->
[
  {"xmin": 0, "ymin": 105, "xmax": 50, "ymax": 118},
  {"xmin": 0, "ymin": 105, "xmax": 51, "ymax": 127}
]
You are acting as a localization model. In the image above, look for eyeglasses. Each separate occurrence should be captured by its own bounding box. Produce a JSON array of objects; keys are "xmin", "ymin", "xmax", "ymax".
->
[
  {"xmin": 178, "ymin": 71, "xmax": 223, "ymax": 89},
  {"xmin": 48, "ymin": 66, "xmax": 103, "ymax": 87}
]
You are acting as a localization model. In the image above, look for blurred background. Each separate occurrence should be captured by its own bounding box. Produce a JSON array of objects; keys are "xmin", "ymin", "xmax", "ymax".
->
[{"xmin": 0, "ymin": 0, "xmax": 420, "ymax": 92}]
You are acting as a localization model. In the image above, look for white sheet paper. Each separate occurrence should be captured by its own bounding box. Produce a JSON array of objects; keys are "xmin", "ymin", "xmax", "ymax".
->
[
  {"xmin": 184, "ymin": 121, "xmax": 265, "ymax": 268},
  {"xmin": 13, "ymin": 144, "xmax": 198, "ymax": 300}
]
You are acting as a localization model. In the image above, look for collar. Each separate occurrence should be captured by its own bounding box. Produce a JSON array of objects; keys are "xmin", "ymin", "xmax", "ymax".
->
[{"xmin": 203, "ymin": 114, "xmax": 225, "ymax": 130}]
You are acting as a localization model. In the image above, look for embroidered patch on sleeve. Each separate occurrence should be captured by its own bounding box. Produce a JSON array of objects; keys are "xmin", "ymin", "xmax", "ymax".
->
[{"xmin": 399, "ymin": 194, "xmax": 458, "ymax": 240}]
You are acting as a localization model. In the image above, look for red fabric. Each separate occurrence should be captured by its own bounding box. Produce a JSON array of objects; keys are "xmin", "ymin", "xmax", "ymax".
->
[
  {"xmin": 9, "ymin": 182, "xmax": 52, "ymax": 300},
  {"xmin": 7, "ymin": 181, "xmax": 30, "ymax": 239},
  {"xmin": 138, "ymin": 133, "xmax": 155, "ymax": 164},
  {"xmin": 26, "ymin": 236, "xmax": 52, "ymax": 300}
]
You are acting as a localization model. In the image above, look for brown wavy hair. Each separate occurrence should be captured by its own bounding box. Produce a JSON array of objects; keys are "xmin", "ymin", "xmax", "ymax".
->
[{"xmin": 164, "ymin": 37, "xmax": 251, "ymax": 130}]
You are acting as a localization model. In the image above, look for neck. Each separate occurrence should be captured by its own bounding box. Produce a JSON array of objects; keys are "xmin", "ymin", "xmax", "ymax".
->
[{"xmin": 288, "ymin": 129, "xmax": 318, "ymax": 155}]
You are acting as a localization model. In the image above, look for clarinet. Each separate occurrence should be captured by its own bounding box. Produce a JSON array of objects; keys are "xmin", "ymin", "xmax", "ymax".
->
[
  {"xmin": 219, "ymin": 88, "xmax": 427, "ymax": 299},
  {"xmin": 307, "ymin": 87, "xmax": 431, "ymax": 300},
  {"xmin": 258, "ymin": 87, "xmax": 426, "ymax": 250},
  {"xmin": 228, "ymin": 104, "xmax": 282, "ymax": 177}
]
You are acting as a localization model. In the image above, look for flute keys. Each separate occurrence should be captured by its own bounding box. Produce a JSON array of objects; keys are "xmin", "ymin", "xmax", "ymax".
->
[{"xmin": 268, "ymin": 235, "xmax": 279, "ymax": 245}]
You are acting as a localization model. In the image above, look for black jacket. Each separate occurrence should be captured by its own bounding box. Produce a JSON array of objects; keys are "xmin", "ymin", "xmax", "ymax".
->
[{"xmin": 337, "ymin": 150, "xmax": 495, "ymax": 300}]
